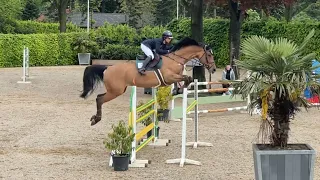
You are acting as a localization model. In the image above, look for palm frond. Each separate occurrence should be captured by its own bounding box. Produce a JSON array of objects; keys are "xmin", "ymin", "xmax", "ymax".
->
[{"xmin": 290, "ymin": 29, "xmax": 315, "ymax": 57}]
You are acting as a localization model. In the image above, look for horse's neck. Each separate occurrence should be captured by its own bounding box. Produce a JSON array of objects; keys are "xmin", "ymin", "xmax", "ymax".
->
[{"xmin": 174, "ymin": 46, "xmax": 201, "ymax": 64}]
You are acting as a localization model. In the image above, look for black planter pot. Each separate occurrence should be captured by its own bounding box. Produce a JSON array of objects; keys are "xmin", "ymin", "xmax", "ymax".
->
[
  {"xmin": 147, "ymin": 126, "xmax": 160, "ymax": 138},
  {"xmin": 157, "ymin": 109, "xmax": 169, "ymax": 121},
  {"xmin": 144, "ymin": 88, "xmax": 152, "ymax": 94},
  {"xmin": 112, "ymin": 154, "xmax": 130, "ymax": 171}
]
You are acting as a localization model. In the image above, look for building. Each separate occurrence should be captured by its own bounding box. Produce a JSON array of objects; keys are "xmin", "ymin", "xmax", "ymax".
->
[{"xmin": 67, "ymin": 12, "xmax": 129, "ymax": 28}]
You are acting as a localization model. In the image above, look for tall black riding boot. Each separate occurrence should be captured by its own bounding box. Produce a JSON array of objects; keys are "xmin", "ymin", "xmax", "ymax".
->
[{"xmin": 138, "ymin": 56, "xmax": 153, "ymax": 75}]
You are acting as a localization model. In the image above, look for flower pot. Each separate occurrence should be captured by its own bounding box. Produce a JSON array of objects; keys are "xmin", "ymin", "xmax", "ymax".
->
[
  {"xmin": 78, "ymin": 53, "xmax": 91, "ymax": 65},
  {"xmin": 112, "ymin": 154, "xmax": 130, "ymax": 171},
  {"xmin": 157, "ymin": 109, "xmax": 169, "ymax": 121},
  {"xmin": 144, "ymin": 88, "xmax": 152, "ymax": 94},
  {"xmin": 253, "ymin": 143, "xmax": 316, "ymax": 180}
]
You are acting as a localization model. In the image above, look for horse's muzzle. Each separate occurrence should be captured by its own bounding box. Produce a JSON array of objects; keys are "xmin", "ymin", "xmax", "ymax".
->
[{"xmin": 208, "ymin": 65, "xmax": 216, "ymax": 74}]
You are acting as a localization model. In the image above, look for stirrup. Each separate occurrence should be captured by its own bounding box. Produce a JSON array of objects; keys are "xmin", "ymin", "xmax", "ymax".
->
[{"xmin": 138, "ymin": 68, "xmax": 146, "ymax": 75}]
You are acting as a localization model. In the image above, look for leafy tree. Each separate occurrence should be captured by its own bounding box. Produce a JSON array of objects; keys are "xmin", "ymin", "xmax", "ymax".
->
[
  {"xmin": 120, "ymin": 0, "xmax": 144, "ymax": 28},
  {"xmin": 0, "ymin": 0, "xmax": 24, "ymax": 33},
  {"xmin": 155, "ymin": 0, "xmax": 176, "ymax": 25},
  {"xmin": 293, "ymin": 0, "xmax": 320, "ymax": 21},
  {"xmin": 75, "ymin": 0, "xmax": 101, "ymax": 29},
  {"xmin": 99, "ymin": 0, "xmax": 121, "ymax": 13},
  {"xmin": 0, "ymin": 0, "xmax": 24, "ymax": 20},
  {"xmin": 42, "ymin": 0, "xmax": 70, "ymax": 32},
  {"xmin": 208, "ymin": 0, "xmax": 298, "ymax": 79},
  {"xmin": 22, "ymin": 0, "xmax": 40, "ymax": 20}
]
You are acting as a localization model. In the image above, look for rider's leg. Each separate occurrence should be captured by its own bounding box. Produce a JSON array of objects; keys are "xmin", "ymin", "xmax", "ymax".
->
[{"xmin": 139, "ymin": 44, "xmax": 154, "ymax": 75}]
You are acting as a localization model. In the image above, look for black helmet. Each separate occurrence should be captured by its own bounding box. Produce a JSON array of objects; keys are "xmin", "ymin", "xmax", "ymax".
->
[{"xmin": 162, "ymin": 30, "xmax": 173, "ymax": 39}]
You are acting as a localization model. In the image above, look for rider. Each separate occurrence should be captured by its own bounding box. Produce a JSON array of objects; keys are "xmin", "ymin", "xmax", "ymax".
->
[{"xmin": 138, "ymin": 30, "xmax": 174, "ymax": 75}]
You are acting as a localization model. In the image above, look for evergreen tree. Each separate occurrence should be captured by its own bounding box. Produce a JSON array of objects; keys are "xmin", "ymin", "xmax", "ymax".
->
[
  {"xmin": 155, "ymin": 0, "xmax": 175, "ymax": 25},
  {"xmin": 22, "ymin": 0, "xmax": 40, "ymax": 20}
]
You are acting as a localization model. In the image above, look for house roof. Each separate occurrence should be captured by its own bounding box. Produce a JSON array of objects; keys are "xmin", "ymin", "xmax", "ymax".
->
[{"xmin": 67, "ymin": 12, "xmax": 129, "ymax": 27}]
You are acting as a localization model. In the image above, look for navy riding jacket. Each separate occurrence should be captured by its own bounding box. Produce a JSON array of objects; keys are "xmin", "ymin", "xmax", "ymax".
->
[{"xmin": 142, "ymin": 38, "xmax": 172, "ymax": 55}]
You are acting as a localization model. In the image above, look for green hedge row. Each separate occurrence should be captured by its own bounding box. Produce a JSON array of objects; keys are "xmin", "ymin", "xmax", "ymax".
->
[
  {"xmin": 1, "ymin": 18, "xmax": 320, "ymax": 68},
  {"xmin": 0, "ymin": 33, "xmax": 80, "ymax": 67},
  {"xmin": 0, "ymin": 24, "xmax": 166, "ymax": 67},
  {"xmin": 0, "ymin": 20, "xmax": 84, "ymax": 34}
]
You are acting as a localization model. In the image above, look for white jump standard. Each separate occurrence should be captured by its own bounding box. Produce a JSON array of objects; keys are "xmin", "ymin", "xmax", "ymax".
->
[
  {"xmin": 17, "ymin": 46, "xmax": 31, "ymax": 84},
  {"xmin": 166, "ymin": 88, "xmax": 203, "ymax": 167}
]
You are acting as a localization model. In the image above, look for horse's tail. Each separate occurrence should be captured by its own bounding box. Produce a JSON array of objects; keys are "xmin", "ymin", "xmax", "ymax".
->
[{"xmin": 80, "ymin": 65, "xmax": 108, "ymax": 99}]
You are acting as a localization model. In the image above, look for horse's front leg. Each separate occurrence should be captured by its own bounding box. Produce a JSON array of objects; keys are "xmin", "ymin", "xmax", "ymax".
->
[
  {"xmin": 181, "ymin": 75, "xmax": 193, "ymax": 88},
  {"xmin": 170, "ymin": 74, "xmax": 193, "ymax": 89}
]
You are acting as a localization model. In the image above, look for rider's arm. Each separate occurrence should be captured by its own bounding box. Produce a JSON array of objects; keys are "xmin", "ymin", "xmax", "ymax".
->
[{"xmin": 155, "ymin": 41, "xmax": 170, "ymax": 55}]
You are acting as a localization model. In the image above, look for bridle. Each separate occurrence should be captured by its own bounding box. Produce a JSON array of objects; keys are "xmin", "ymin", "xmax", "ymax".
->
[
  {"xmin": 164, "ymin": 45, "xmax": 215, "ymax": 71},
  {"xmin": 199, "ymin": 45, "xmax": 215, "ymax": 70}
]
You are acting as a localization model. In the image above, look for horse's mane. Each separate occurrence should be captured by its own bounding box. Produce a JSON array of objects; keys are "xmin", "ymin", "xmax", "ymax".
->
[{"xmin": 170, "ymin": 37, "xmax": 202, "ymax": 52}]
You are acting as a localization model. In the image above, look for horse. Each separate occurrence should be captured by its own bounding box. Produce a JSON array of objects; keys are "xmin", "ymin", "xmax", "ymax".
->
[{"xmin": 80, "ymin": 37, "xmax": 216, "ymax": 126}]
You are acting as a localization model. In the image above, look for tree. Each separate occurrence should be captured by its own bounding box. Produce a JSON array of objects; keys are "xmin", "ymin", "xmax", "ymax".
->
[
  {"xmin": 155, "ymin": 0, "xmax": 176, "ymax": 25},
  {"xmin": 43, "ymin": 0, "xmax": 70, "ymax": 32},
  {"xmin": 210, "ymin": 0, "xmax": 297, "ymax": 79},
  {"xmin": 283, "ymin": 0, "xmax": 318, "ymax": 22},
  {"xmin": 0, "ymin": 0, "xmax": 24, "ymax": 20},
  {"xmin": 22, "ymin": 0, "xmax": 40, "ymax": 20},
  {"xmin": 120, "ymin": 0, "xmax": 158, "ymax": 28},
  {"xmin": 76, "ymin": 0, "xmax": 101, "ymax": 29},
  {"xmin": 190, "ymin": 0, "xmax": 207, "ymax": 89},
  {"xmin": 99, "ymin": 0, "xmax": 121, "ymax": 13},
  {"xmin": 232, "ymin": 29, "xmax": 318, "ymax": 148},
  {"xmin": 120, "ymin": 0, "xmax": 144, "ymax": 28},
  {"xmin": 0, "ymin": 0, "xmax": 24, "ymax": 33}
]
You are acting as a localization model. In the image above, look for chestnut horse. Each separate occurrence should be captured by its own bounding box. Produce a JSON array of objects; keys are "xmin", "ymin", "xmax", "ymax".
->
[{"xmin": 80, "ymin": 37, "xmax": 216, "ymax": 126}]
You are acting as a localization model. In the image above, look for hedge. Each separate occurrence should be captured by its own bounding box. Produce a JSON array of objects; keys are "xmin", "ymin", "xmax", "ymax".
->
[
  {"xmin": 0, "ymin": 20, "xmax": 84, "ymax": 34},
  {"xmin": 1, "ymin": 18, "xmax": 320, "ymax": 68},
  {"xmin": 0, "ymin": 33, "xmax": 81, "ymax": 67}
]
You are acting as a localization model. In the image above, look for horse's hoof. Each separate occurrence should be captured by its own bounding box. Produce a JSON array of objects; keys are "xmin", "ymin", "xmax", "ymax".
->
[
  {"xmin": 90, "ymin": 115, "xmax": 101, "ymax": 126},
  {"xmin": 172, "ymin": 90, "xmax": 178, "ymax": 96},
  {"xmin": 91, "ymin": 120, "xmax": 97, "ymax": 126}
]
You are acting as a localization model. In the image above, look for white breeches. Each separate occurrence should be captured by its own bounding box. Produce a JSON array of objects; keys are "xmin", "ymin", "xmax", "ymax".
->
[{"xmin": 140, "ymin": 44, "xmax": 154, "ymax": 59}]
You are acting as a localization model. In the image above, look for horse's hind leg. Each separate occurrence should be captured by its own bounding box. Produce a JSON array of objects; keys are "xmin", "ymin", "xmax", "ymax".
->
[{"xmin": 90, "ymin": 91, "xmax": 122, "ymax": 126}]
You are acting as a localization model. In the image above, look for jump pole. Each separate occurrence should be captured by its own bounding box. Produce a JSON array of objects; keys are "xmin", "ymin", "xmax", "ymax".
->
[
  {"xmin": 17, "ymin": 46, "xmax": 31, "ymax": 84},
  {"xmin": 166, "ymin": 87, "xmax": 202, "ymax": 167}
]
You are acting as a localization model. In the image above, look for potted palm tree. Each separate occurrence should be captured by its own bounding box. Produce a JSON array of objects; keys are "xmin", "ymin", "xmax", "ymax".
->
[
  {"xmin": 156, "ymin": 86, "xmax": 173, "ymax": 122},
  {"xmin": 103, "ymin": 120, "xmax": 135, "ymax": 171},
  {"xmin": 232, "ymin": 29, "xmax": 319, "ymax": 180}
]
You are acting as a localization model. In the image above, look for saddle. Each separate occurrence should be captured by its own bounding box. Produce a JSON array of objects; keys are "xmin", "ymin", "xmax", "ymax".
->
[{"xmin": 135, "ymin": 52, "xmax": 162, "ymax": 71}]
